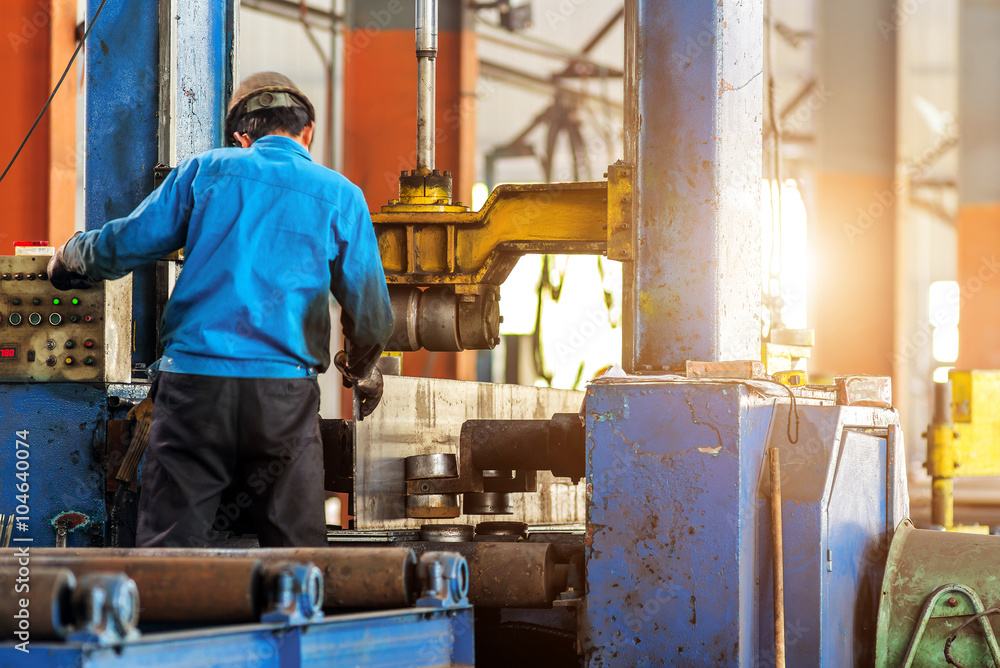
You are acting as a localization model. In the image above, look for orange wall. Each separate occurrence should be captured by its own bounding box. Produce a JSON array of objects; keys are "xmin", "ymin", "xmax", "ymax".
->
[
  {"xmin": 343, "ymin": 29, "xmax": 476, "ymax": 210},
  {"xmin": 0, "ymin": 0, "xmax": 76, "ymax": 255},
  {"xmin": 341, "ymin": 21, "xmax": 478, "ymax": 398},
  {"xmin": 957, "ymin": 203, "xmax": 1000, "ymax": 369}
]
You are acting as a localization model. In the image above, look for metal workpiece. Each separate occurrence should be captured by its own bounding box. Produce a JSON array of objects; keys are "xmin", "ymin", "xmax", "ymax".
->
[
  {"xmin": 0, "ymin": 556, "xmax": 263, "ymax": 624},
  {"xmin": 415, "ymin": 0, "xmax": 438, "ymax": 171},
  {"xmin": 463, "ymin": 492, "xmax": 513, "ymax": 515},
  {"xmin": 622, "ymin": 0, "xmax": 763, "ymax": 372},
  {"xmin": 0, "ymin": 567, "xmax": 139, "ymax": 645},
  {"xmin": 875, "ymin": 519, "xmax": 1000, "ymax": 666},
  {"xmin": 0, "ymin": 567, "xmax": 77, "ymax": 640},
  {"xmin": 22, "ymin": 547, "xmax": 422, "ymax": 610},
  {"xmin": 406, "ymin": 453, "xmax": 459, "ymax": 479},
  {"xmin": 475, "ymin": 521, "xmax": 527, "ymax": 542},
  {"xmin": 353, "ymin": 376, "xmax": 586, "ymax": 529},
  {"xmin": 387, "ymin": 285, "xmax": 501, "ymax": 352},
  {"xmin": 407, "ymin": 413, "xmax": 585, "ymax": 500},
  {"xmin": 407, "ymin": 493, "xmax": 462, "ymax": 519},
  {"xmin": 404, "ymin": 541, "xmax": 560, "ymax": 608},
  {"xmin": 416, "ymin": 551, "xmax": 469, "ymax": 608},
  {"xmin": 466, "ymin": 413, "xmax": 586, "ymax": 482},
  {"xmin": 420, "ymin": 524, "xmax": 474, "ymax": 542}
]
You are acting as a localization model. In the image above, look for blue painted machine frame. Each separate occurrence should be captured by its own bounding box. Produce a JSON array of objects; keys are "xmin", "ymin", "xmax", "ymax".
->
[
  {"xmin": 0, "ymin": 606, "xmax": 474, "ymax": 667},
  {"xmin": 582, "ymin": 378, "xmax": 908, "ymax": 666}
]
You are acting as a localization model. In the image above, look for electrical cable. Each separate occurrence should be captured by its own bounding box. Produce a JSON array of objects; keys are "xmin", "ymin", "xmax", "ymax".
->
[{"xmin": 0, "ymin": 0, "xmax": 109, "ymax": 187}]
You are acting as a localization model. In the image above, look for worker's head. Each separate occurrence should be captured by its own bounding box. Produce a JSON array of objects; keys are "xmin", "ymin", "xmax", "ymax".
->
[{"xmin": 226, "ymin": 72, "xmax": 316, "ymax": 149}]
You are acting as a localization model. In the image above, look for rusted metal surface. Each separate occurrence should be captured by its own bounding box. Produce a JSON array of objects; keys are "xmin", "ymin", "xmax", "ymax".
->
[
  {"xmin": 5, "ymin": 547, "xmax": 419, "ymax": 610},
  {"xmin": 0, "ymin": 555, "xmax": 261, "ymax": 623},
  {"xmin": 354, "ymin": 376, "xmax": 586, "ymax": 529},
  {"xmin": 404, "ymin": 541, "xmax": 558, "ymax": 608},
  {"xmin": 620, "ymin": 0, "xmax": 762, "ymax": 373},
  {"xmin": 0, "ymin": 566, "xmax": 76, "ymax": 639}
]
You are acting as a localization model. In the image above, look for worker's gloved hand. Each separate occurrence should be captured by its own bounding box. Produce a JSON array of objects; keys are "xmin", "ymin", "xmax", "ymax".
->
[
  {"xmin": 354, "ymin": 365, "xmax": 384, "ymax": 419},
  {"xmin": 334, "ymin": 350, "xmax": 384, "ymax": 419},
  {"xmin": 47, "ymin": 245, "xmax": 92, "ymax": 291}
]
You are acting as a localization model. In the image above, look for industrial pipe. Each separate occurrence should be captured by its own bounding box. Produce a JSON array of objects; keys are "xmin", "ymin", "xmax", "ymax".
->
[
  {"xmin": 0, "ymin": 556, "xmax": 262, "ymax": 624},
  {"xmin": 403, "ymin": 541, "xmax": 559, "ymax": 608},
  {"xmin": 5, "ymin": 547, "xmax": 418, "ymax": 610},
  {"xmin": 415, "ymin": 0, "xmax": 438, "ymax": 171},
  {"xmin": 0, "ymin": 567, "xmax": 76, "ymax": 639},
  {"xmin": 0, "ymin": 567, "xmax": 139, "ymax": 641}
]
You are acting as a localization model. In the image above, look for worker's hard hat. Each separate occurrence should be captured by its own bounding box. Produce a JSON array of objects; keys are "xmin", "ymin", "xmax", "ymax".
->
[{"xmin": 225, "ymin": 71, "xmax": 316, "ymax": 141}]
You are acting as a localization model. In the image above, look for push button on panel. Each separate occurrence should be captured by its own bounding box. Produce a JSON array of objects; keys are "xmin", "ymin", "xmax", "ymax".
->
[
  {"xmin": 27, "ymin": 313, "xmax": 42, "ymax": 326},
  {"xmin": 49, "ymin": 313, "xmax": 62, "ymax": 326},
  {"xmin": 64, "ymin": 340, "xmax": 75, "ymax": 349},
  {"xmin": 83, "ymin": 339, "xmax": 95, "ymax": 349},
  {"xmin": 8, "ymin": 313, "xmax": 22, "ymax": 326},
  {"xmin": 83, "ymin": 357, "xmax": 95, "ymax": 366}
]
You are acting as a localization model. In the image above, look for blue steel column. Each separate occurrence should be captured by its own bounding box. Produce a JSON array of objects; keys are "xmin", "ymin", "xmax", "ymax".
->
[
  {"xmin": 173, "ymin": 0, "xmax": 238, "ymax": 159},
  {"xmin": 85, "ymin": 0, "xmax": 159, "ymax": 368},
  {"xmin": 623, "ymin": 0, "xmax": 763, "ymax": 372}
]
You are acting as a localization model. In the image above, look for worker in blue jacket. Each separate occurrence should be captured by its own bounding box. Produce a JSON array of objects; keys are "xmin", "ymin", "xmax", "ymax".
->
[{"xmin": 47, "ymin": 72, "xmax": 394, "ymax": 548}]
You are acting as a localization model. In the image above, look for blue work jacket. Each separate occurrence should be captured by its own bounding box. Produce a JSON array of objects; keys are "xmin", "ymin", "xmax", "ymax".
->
[{"xmin": 63, "ymin": 135, "xmax": 394, "ymax": 378}]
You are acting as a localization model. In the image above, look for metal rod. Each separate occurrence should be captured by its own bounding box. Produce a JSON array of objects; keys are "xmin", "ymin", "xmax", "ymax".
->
[
  {"xmin": 0, "ymin": 556, "xmax": 263, "ymax": 624},
  {"xmin": 0, "ymin": 567, "xmax": 76, "ymax": 639},
  {"xmin": 415, "ymin": 0, "xmax": 438, "ymax": 171},
  {"xmin": 402, "ymin": 541, "xmax": 559, "ymax": 608},
  {"xmin": 2, "ymin": 547, "xmax": 419, "ymax": 610},
  {"xmin": 770, "ymin": 447, "xmax": 786, "ymax": 668}
]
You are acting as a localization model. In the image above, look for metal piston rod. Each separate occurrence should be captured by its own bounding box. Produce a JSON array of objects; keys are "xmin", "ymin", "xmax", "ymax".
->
[{"xmin": 415, "ymin": 0, "xmax": 437, "ymax": 171}]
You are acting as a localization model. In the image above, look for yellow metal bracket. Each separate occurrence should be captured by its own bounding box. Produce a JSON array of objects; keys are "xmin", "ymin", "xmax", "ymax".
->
[{"xmin": 372, "ymin": 168, "xmax": 634, "ymax": 289}]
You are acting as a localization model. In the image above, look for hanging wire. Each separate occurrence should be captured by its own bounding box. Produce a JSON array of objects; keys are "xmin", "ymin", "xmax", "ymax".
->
[{"xmin": 0, "ymin": 0, "xmax": 110, "ymax": 187}]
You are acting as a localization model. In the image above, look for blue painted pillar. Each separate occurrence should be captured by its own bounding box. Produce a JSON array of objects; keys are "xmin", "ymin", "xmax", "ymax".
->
[
  {"xmin": 85, "ymin": 0, "xmax": 159, "ymax": 368},
  {"xmin": 622, "ymin": 0, "xmax": 763, "ymax": 372},
  {"xmin": 172, "ymin": 0, "xmax": 238, "ymax": 160}
]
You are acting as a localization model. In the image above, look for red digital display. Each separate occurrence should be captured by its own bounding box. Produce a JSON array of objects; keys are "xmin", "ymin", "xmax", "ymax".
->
[{"xmin": 0, "ymin": 345, "xmax": 17, "ymax": 361}]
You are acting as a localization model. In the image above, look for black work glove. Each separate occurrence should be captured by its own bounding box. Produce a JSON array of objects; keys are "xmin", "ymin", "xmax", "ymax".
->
[
  {"xmin": 47, "ymin": 244, "xmax": 93, "ymax": 291},
  {"xmin": 334, "ymin": 350, "xmax": 384, "ymax": 419}
]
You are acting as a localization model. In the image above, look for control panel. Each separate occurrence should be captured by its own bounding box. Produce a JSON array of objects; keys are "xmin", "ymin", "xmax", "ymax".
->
[{"xmin": 0, "ymin": 255, "xmax": 131, "ymax": 382}]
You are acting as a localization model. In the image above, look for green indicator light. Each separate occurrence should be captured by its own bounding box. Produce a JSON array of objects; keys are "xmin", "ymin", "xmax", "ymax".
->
[
  {"xmin": 71, "ymin": 298, "xmax": 79, "ymax": 305},
  {"xmin": 52, "ymin": 298, "xmax": 60, "ymax": 305}
]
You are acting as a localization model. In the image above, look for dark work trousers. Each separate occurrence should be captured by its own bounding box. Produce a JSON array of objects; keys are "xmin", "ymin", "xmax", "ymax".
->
[{"xmin": 136, "ymin": 371, "xmax": 327, "ymax": 547}]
